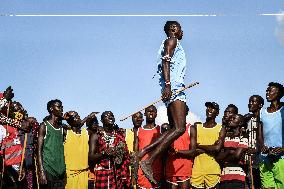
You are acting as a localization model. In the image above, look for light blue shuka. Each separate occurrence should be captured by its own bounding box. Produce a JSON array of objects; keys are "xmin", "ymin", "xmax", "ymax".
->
[
  {"xmin": 157, "ymin": 39, "xmax": 187, "ymax": 107},
  {"xmin": 260, "ymin": 106, "xmax": 284, "ymax": 160}
]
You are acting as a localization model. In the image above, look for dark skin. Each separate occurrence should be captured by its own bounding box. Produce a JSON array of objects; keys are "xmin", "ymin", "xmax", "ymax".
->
[
  {"xmin": 167, "ymin": 125, "xmax": 195, "ymax": 189},
  {"xmin": 130, "ymin": 112, "xmax": 143, "ymax": 187},
  {"xmin": 261, "ymin": 85, "xmax": 284, "ymax": 158},
  {"xmin": 173, "ymin": 124, "xmax": 197, "ymax": 159},
  {"xmin": 132, "ymin": 112, "xmax": 143, "ymax": 152},
  {"xmin": 216, "ymin": 114, "xmax": 247, "ymax": 164},
  {"xmin": 37, "ymin": 101, "xmax": 63, "ymax": 185},
  {"xmin": 222, "ymin": 106, "xmax": 238, "ymax": 128},
  {"xmin": 0, "ymin": 87, "xmax": 31, "ymax": 130},
  {"xmin": 161, "ymin": 123, "xmax": 170, "ymax": 134},
  {"xmin": 64, "ymin": 111, "xmax": 98, "ymax": 135},
  {"xmin": 197, "ymin": 106, "xmax": 226, "ymax": 155},
  {"xmin": 171, "ymin": 105, "xmax": 224, "ymax": 189},
  {"xmin": 139, "ymin": 22, "xmax": 187, "ymax": 184},
  {"xmin": 245, "ymin": 96, "xmax": 264, "ymax": 155},
  {"xmin": 64, "ymin": 111, "xmax": 82, "ymax": 134},
  {"xmin": 9, "ymin": 101, "xmax": 32, "ymax": 131},
  {"xmin": 0, "ymin": 86, "xmax": 13, "ymax": 115},
  {"xmin": 88, "ymin": 111, "xmax": 118, "ymax": 172},
  {"xmin": 142, "ymin": 106, "xmax": 157, "ymax": 130},
  {"xmin": 138, "ymin": 106, "xmax": 160, "ymax": 184},
  {"xmin": 3, "ymin": 86, "xmax": 14, "ymax": 101}
]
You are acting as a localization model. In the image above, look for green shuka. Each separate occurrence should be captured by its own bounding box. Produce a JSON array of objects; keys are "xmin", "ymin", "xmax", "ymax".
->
[{"xmin": 43, "ymin": 121, "xmax": 66, "ymax": 176}]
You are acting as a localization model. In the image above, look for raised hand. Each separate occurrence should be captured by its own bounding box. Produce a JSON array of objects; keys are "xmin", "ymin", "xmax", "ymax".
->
[
  {"xmin": 162, "ymin": 85, "xmax": 172, "ymax": 102},
  {"xmin": 3, "ymin": 86, "xmax": 14, "ymax": 101}
]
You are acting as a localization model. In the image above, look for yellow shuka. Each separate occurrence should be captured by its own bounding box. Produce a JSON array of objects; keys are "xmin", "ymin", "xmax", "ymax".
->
[
  {"xmin": 125, "ymin": 129, "xmax": 137, "ymax": 189},
  {"xmin": 64, "ymin": 128, "xmax": 89, "ymax": 189},
  {"xmin": 125, "ymin": 129, "xmax": 134, "ymax": 152},
  {"xmin": 191, "ymin": 123, "xmax": 222, "ymax": 189}
]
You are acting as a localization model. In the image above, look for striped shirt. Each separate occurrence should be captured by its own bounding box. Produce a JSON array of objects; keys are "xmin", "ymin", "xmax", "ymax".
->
[{"xmin": 221, "ymin": 136, "xmax": 248, "ymax": 182}]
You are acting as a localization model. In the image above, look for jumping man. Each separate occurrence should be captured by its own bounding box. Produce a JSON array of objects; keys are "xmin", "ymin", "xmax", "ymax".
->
[{"xmin": 139, "ymin": 20, "xmax": 187, "ymax": 184}]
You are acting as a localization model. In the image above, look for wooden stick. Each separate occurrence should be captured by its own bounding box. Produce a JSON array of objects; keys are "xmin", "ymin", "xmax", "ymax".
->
[
  {"xmin": 34, "ymin": 156, "xmax": 39, "ymax": 189},
  {"xmin": 120, "ymin": 82, "xmax": 200, "ymax": 121},
  {"xmin": 249, "ymin": 155, "xmax": 255, "ymax": 189},
  {"xmin": 18, "ymin": 133, "xmax": 28, "ymax": 181}
]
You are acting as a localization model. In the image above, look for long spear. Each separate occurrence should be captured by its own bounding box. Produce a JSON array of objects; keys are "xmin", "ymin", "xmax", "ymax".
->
[
  {"xmin": 120, "ymin": 82, "xmax": 200, "ymax": 121},
  {"xmin": 34, "ymin": 155, "xmax": 39, "ymax": 189},
  {"xmin": 249, "ymin": 155, "xmax": 255, "ymax": 189},
  {"xmin": 18, "ymin": 133, "xmax": 27, "ymax": 181}
]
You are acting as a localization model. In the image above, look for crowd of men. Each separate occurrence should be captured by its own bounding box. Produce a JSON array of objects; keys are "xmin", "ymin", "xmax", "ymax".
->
[
  {"xmin": 0, "ymin": 20, "xmax": 283, "ymax": 189},
  {"xmin": 0, "ymin": 81, "xmax": 283, "ymax": 189}
]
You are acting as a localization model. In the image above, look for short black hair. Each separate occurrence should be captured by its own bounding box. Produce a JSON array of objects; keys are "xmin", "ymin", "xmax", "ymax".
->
[
  {"xmin": 227, "ymin": 104, "xmax": 238, "ymax": 114},
  {"xmin": 236, "ymin": 114, "xmax": 246, "ymax": 128},
  {"xmin": 47, "ymin": 99, "xmax": 62, "ymax": 113},
  {"xmin": 86, "ymin": 116, "xmax": 99, "ymax": 128},
  {"xmin": 250, "ymin": 95, "xmax": 264, "ymax": 106},
  {"xmin": 101, "ymin": 111, "xmax": 112, "ymax": 120},
  {"xmin": 145, "ymin": 105, "xmax": 157, "ymax": 112},
  {"xmin": 268, "ymin": 82, "xmax": 284, "ymax": 98},
  {"xmin": 132, "ymin": 111, "xmax": 143, "ymax": 118},
  {"xmin": 164, "ymin": 21, "xmax": 180, "ymax": 35}
]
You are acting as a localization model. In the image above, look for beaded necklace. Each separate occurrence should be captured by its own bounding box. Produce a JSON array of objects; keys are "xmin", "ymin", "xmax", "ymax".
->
[{"xmin": 102, "ymin": 130, "xmax": 116, "ymax": 147}]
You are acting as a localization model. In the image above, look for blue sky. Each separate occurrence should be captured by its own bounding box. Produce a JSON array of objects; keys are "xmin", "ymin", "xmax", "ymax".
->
[{"xmin": 0, "ymin": 1, "xmax": 283, "ymax": 128}]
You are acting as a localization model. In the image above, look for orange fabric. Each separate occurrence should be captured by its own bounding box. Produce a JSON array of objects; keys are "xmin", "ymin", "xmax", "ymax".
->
[
  {"xmin": 137, "ymin": 125, "xmax": 162, "ymax": 188},
  {"xmin": 166, "ymin": 124, "xmax": 192, "ymax": 178},
  {"xmin": 88, "ymin": 169, "xmax": 96, "ymax": 181}
]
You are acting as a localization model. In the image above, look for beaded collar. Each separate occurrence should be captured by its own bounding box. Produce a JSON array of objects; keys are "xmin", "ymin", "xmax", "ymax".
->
[{"xmin": 101, "ymin": 130, "xmax": 116, "ymax": 146}]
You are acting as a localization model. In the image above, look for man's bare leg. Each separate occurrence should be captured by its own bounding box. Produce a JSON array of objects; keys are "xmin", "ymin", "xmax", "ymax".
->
[{"xmin": 140, "ymin": 100, "xmax": 186, "ymax": 184}]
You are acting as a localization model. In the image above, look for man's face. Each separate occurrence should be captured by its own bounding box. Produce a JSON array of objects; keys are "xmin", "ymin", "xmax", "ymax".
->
[
  {"xmin": 228, "ymin": 114, "xmax": 242, "ymax": 129},
  {"xmin": 102, "ymin": 111, "xmax": 115, "ymax": 127},
  {"xmin": 206, "ymin": 106, "xmax": 218, "ymax": 119},
  {"xmin": 223, "ymin": 107, "xmax": 237, "ymax": 123},
  {"xmin": 68, "ymin": 112, "xmax": 81, "ymax": 127},
  {"xmin": 52, "ymin": 102, "xmax": 63, "ymax": 118},
  {"xmin": 248, "ymin": 96, "xmax": 262, "ymax": 113},
  {"xmin": 174, "ymin": 24, "xmax": 183, "ymax": 40},
  {"xmin": 266, "ymin": 86, "xmax": 280, "ymax": 102},
  {"xmin": 144, "ymin": 106, "xmax": 157, "ymax": 122},
  {"xmin": 88, "ymin": 124, "xmax": 99, "ymax": 133},
  {"xmin": 132, "ymin": 112, "xmax": 143, "ymax": 129}
]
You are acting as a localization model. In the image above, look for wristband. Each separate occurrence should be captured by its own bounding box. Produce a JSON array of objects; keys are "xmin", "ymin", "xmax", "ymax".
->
[
  {"xmin": 161, "ymin": 54, "xmax": 172, "ymax": 62},
  {"xmin": 165, "ymin": 81, "xmax": 171, "ymax": 86}
]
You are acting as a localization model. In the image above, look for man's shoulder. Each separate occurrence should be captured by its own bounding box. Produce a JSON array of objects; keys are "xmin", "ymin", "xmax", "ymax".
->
[{"xmin": 164, "ymin": 37, "xmax": 178, "ymax": 47}]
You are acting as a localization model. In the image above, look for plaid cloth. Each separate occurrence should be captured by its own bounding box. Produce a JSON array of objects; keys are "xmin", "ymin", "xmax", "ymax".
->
[{"xmin": 95, "ymin": 129, "xmax": 130, "ymax": 188}]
